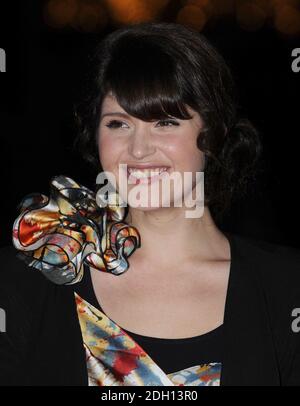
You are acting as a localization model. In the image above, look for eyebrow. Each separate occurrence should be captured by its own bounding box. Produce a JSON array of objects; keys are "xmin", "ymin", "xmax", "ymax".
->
[
  {"xmin": 100, "ymin": 111, "xmax": 190, "ymax": 122},
  {"xmin": 100, "ymin": 112, "xmax": 131, "ymax": 120}
]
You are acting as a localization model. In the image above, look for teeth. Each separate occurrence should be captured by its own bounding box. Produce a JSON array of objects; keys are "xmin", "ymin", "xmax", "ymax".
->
[{"xmin": 127, "ymin": 167, "xmax": 168, "ymax": 179}]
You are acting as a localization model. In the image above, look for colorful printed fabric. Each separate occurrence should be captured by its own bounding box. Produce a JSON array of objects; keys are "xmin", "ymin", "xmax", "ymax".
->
[
  {"xmin": 12, "ymin": 175, "xmax": 222, "ymax": 386},
  {"xmin": 12, "ymin": 175, "xmax": 141, "ymax": 285},
  {"xmin": 75, "ymin": 292, "xmax": 222, "ymax": 386}
]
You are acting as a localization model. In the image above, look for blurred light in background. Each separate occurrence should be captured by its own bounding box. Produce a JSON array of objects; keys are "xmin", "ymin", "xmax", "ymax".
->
[
  {"xmin": 104, "ymin": 0, "xmax": 170, "ymax": 25},
  {"xmin": 71, "ymin": 1, "xmax": 107, "ymax": 32},
  {"xmin": 273, "ymin": 3, "xmax": 300, "ymax": 35},
  {"xmin": 183, "ymin": 0, "xmax": 214, "ymax": 18},
  {"xmin": 236, "ymin": 2, "xmax": 267, "ymax": 31},
  {"xmin": 44, "ymin": 0, "xmax": 79, "ymax": 28},
  {"xmin": 209, "ymin": 0, "xmax": 235, "ymax": 16},
  {"xmin": 176, "ymin": 5, "xmax": 207, "ymax": 31},
  {"xmin": 44, "ymin": 0, "xmax": 108, "ymax": 31},
  {"xmin": 43, "ymin": 0, "xmax": 300, "ymax": 36}
]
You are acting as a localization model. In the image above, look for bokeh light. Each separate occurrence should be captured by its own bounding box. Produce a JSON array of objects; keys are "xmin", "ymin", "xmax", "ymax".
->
[
  {"xmin": 185, "ymin": 0, "xmax": 214, "ymax": 18},
  {"xmin": 176, "ymin": 5, "xmax": 207, "ymax": 31},
  {"xmin": 44, "ymin": 0, "xmax": 107, "ymax": 31},
  {"xmin": 210, "ymin": 0, "xmax": 235, "ymax": 16},
  {"xmin": 44, "ymin": 0, "xmax": 79, "ymax": 29},
  {"xmin": 104, "ymin": 0, "xmax": 155, "ymax": 25},
  {"xmin": 70, "ymin": 1, "xmax": 107, "ymax": 32},
  {"xmin": 105, "ymin": 0, "xmax": 150, "ymax": 24},
  {"xmin": 236, "ymin": 2, "xmax": 267, "ymax": 31},
  {"xmin": 273, "ymin": 4, "xmax": 300, "ymax": 36},
  {"xmin": 43, "ymin": 0, "xmax": 300, "ymax": 36}
]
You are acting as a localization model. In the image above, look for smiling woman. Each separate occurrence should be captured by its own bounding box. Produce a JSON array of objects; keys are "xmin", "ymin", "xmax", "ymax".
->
[
  {"xmin": 97, "ymin": 93, "xmax": 205, "ymax": 211},
  {"xmin": 1, "ymin": 22, "xmax": 300, "ymax": 387},
  {"xmin": 74, "ymin": 22, "xmax": 261, "ymax": 221}
]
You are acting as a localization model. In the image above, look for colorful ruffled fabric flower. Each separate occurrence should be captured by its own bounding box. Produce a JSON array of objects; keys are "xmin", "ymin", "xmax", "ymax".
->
[{"xmin": 12, "ymin": 175, "xmax": 141, "ymax": 285}]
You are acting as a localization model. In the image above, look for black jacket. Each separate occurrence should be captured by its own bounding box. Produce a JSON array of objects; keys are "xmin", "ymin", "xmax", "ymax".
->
[{"xmin": 0, "ymin": 232, "xmax": 300, "ymax": 386}]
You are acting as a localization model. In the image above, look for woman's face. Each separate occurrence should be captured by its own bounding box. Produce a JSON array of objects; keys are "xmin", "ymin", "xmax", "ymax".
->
[{"xmin": 98, "ymin": 92, "xmax": 205, "ymax": 210}]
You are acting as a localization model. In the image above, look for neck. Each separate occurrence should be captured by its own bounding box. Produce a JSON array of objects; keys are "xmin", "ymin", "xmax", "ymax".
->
[{"xmin": 124, "ymin": 205, "xmax": 229, "ymax": 267}]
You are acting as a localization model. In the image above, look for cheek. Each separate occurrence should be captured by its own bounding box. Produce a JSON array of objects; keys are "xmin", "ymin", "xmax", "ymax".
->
[
  {"xmin": 190, "ymin": 147, "xmax": 205, "ymax": 171},
  {"xmin": 166, "ymin": 138, "xmax": 204, "ymax": 171},
  {"xmin": 98, "ymin": 135, "xmax": 121, "ymax": 170}
]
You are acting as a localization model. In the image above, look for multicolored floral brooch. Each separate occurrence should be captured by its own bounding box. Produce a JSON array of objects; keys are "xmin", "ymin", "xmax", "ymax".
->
[{"xmin": 12, "ymin": 175, "xmax": 141, "ymax": 285}]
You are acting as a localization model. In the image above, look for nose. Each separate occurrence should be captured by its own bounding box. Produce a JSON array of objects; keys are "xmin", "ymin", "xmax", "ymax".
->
[{"xmin": 128, "ymin": 123, "xmax": 156, "ymax": 159}]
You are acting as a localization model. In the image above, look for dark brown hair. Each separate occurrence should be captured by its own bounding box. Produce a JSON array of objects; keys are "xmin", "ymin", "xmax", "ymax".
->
[{"xmin": 74, "ymin": 21, "xmax": 262, "ymax": 221}]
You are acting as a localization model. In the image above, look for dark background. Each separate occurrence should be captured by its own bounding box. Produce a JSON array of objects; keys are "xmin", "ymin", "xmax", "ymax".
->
[{"xmin": 0, "ymin": 0, "xmax": 300, "ymax": 248}]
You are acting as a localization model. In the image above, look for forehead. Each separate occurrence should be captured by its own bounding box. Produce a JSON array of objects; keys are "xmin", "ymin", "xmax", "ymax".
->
[{"xmin": 101, "ymin": 93, "xmax": 124, "ymax": 112}]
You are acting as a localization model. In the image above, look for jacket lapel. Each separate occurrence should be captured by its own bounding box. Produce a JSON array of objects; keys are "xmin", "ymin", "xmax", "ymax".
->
[{"xmin": 221, "ymin": 233, "xmax": 281, "ymax": 385}]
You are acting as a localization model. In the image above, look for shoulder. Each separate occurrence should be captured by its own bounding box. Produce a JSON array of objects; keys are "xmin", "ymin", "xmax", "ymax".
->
[
  {"xmin": 231, "ymin": 232, "xmax": 300, "ymax": 287},
  {"xmin": 230, "ymin": 232, "xmax": 300, "ymax": 328},
  {"xmin": 0, "ymin": 243, "xmax": 78, "ymax": 335},
  {"xmin": 0, "ymin": 245, "xmax": 57, "ymax": 378},
  {"xmin": 231, "ymin": 232, "xmax": 300, "ymax": 314},
  {"xmin": 231, "ymin": 233, "xmax": 300, "ymax": 376},
  {"xmin": 0, "ymin": 244, "xmax": 75, "ymax": 319},
  {"xmin": 0, "ymin": 245, "xmax": 53, "ymax": 338},
  {"xmin": 0, "ymin": 245, "xmax": 84, "ymax": 385},
  {"xmin": 0, "ymin": 245, "xmax": 52, "ymax": 298}
]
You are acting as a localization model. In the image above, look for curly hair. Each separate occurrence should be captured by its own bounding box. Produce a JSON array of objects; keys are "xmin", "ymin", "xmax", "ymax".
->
[{"xmin": 73, "ymin": 21, "xmax": 262, "ymax": 222}]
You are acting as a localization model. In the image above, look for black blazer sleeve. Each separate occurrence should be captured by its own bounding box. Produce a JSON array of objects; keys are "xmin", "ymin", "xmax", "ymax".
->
[
  {"xmin": 0, "ymin": 246, "xmax": 48, "ymax": 384},
  {"xmin": 261, "ymin": 242, "xmax": 300, "ymax": 385},
  {"xmin": 239, "ymin": 237, "xmax": 300, "ymax": 385},
  {"xmin": 0, "ymin": 245, "xmax": 87, "ymax": 386}
]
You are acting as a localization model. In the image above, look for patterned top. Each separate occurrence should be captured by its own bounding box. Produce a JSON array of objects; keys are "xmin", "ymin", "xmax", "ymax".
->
[
  {"xmin": 11, "ymin": 174, "xmax": 222, "ymax": 386},
  {"xmin": 75, "ymin": 292, "xmax": 222, "ymax": 386}
]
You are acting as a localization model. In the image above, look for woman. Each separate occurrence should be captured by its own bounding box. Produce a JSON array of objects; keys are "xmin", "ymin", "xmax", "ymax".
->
[{"xmin": 1, "ymin": 22, "xmax": 300, "ymax": 386}]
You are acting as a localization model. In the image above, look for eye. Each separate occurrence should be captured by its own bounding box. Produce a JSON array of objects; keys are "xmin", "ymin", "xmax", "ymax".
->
[
  {"xmin": 156, "ymin": 119, "xmax": 179, "ymax": 128},
  {"xmin": 105, "ymin": 120, "xmax": 129, "ymax": 129}
]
